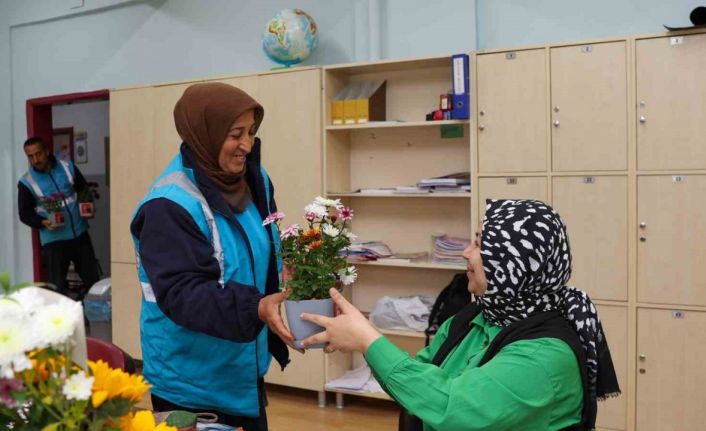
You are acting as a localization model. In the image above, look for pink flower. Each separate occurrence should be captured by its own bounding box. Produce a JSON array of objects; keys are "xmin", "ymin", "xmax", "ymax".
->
[
  {"xmin": 280, "ymin": 224, "xmax": 300, "ymax": 240},
  {"xmin": 305, "ymin": 212, "xmax": 317, "ymax": 222},
  {"xmin": 338, "ymin": 207, "xmax": 354, "ymax": 221},
  {"xmin": 263, "ymin": 212, "xmax": 286, "ymax": 226},
  {"xmin": 0, "ymin": 379, "xmax": 23, "ymax": 408}
]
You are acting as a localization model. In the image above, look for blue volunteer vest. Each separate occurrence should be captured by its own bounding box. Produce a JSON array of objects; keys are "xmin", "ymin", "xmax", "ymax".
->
[
  {"xmin": 132, "ymin": 154, "xmax": 280, "ymax": 417},
  {"xmin": 19, "ymin": 159, "xmax": 88, "ymax": 245}
]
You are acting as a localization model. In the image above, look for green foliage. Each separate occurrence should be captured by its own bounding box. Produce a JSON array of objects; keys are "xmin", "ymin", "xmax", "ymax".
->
[{"xmin": 165, "ymin": 410, "xmax": 197, "ymax": 427}]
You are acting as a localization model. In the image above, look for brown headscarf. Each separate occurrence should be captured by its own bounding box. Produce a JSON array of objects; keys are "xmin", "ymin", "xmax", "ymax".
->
[{"xmin": 174, "ymin": 82, "xmax": 264, "ymax": 212}]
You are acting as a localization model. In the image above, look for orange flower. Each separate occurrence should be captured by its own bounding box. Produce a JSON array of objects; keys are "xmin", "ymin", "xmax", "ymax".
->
[{"xmin": 308, "ymin": 240, "xmax": 323, "ymax": 250}]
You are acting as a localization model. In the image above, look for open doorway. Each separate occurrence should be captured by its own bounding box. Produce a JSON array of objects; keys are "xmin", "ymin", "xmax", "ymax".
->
[{"xmin": 25, "ymin": 90, "xmax": 110, "ymax": 289}]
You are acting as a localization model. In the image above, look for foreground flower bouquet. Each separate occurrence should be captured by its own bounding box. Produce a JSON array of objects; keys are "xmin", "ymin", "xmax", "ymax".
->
[
  {"xmin": 0, "ymin": 273, "xmax": 175, "ymax": 431},
  {"xmin": 264, "ymin": 197, "xmax": 358, "ymax": 348}
]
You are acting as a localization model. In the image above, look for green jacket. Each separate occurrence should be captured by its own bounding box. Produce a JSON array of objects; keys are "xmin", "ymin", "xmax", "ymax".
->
[{"xmin": 365, "ymin": 312, "xmax": 583, "ymax": 431}]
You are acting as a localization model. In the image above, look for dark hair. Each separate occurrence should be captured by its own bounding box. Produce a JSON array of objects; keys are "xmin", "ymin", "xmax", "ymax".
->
[{"xmin": 24, "ymin": 137, "xmax": 46, "ymax": 149}]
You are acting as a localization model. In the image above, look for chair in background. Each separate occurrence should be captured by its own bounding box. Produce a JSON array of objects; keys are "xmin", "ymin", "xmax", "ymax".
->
[{"xmin": 86, "ymin": 336, "xmax": 136, "ymax": 373}]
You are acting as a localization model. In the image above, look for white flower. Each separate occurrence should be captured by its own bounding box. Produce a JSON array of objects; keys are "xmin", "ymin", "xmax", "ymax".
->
[
  {"xmin": 62, "ymin": 371, "xmax": 94, "ymax": 401},
  {"xmin": 322, "ymin": 224, "xmax": 340, "ymax": 237},
  {"xmin": 34, "ymin": 299, "xmax": 81, "ymax": 347},
  {"xmin": 314, "ymin": 196, "xmax": 344, "ymax": 209},
  {"xmin": 338, "ymin": 266, "xmax": 358, "ymax": 286},
  {"xmin": 304, "ymin": 203, "xmax": 327, "ymax": 218},
  {"xmin": 11, "ymin": 287, "xmax": 45, "ymax": 312},
  {"xmin": 343, "ymin": 230, "xmax": 357, "ymax": 241},
  {"xmin": 12, "ymin": 354, "xmax": 32, "ymax": 372},
  {"xmin": 0, "ymin": 318, "xmax": 34, "ymax": 367}
]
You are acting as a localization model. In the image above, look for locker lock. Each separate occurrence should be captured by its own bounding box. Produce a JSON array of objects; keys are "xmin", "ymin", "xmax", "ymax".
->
[
  {"xmin": 554, "ymin": 120, "xmax": 560, "ymax": 127},
  {"xmin": 639, "ymin": 369, "xmax": 646, "ymax": 374}
]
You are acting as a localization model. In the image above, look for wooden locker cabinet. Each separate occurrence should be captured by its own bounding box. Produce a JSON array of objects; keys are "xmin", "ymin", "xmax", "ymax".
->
[
  {"xmin": 636, "ymin": 33, "xmax": 706, "ymax": 170},
  {"xmin": 477, "ymin": 49, "xmax": 547, "ymax": 173},
  {"xmin": 595, "ymin": 305, "xmax": 627, "ymax": 431},
  {"xmin": 109, "ymin": 87, "xmax": 155, "ymax": 264},
  {"xmin": 152, "ymin": 83, "xmax": 194, "ymax": 174},
  {"xmin": 636, "ymin": 308, "xmax": 706, "ymax": 431},
  {"xmin": 477, "ymin": 176, "xmax": 547, "ymax": 220},
  {"xmin": 111, "ymin": 262, "xmax": 143, "ymax": 358},
  {"xmin": 550, "ymin": 42, "xmax": 628, "ymax": 172},
  {"xmin": 637, "ymin": 175, "xmax": 706, "ymax": 306},
  {"xmin": 255, "ymin": 69, "xmax": 322, "ymax": 226},
  {"xmin": 552, "ymin": 176, "xmax": 628, "ymax": 301}
]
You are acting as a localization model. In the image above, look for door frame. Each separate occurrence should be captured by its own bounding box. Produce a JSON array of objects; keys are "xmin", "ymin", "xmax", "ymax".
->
[{"xmin": 26, "ymin": 89, "xmax": 109, "ymax": 281}]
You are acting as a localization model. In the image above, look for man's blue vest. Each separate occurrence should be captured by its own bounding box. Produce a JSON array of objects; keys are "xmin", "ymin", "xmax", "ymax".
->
[
  {"xmin": 132, "ymin": 154, "xmax": 280, "ymax": 417},
  {"xmin": 19, "ymin": 159, "xmax": 88, "ymax": 245}
]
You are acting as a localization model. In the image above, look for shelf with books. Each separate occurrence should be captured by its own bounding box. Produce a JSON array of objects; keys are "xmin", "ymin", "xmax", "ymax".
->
[
  {"xmin": 329, "ymin": 191, "xmax": 471, "ymax": 199},
  {"xmin": 325, "ymin": 119, "xmax": 469, "ymax": 131},
  {"xmin": 322, "ymin": 54, "xmax": 473, "ymax": 404},
  {"xmin": 350, "ymin": 258, "xmax": 466, "ymax": 271}
]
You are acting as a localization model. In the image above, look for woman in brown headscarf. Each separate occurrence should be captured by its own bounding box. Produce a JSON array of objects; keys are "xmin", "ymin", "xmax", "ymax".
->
[{"xmin": 130, "ymin": 83, "xmax": 295, "ymax": 431}]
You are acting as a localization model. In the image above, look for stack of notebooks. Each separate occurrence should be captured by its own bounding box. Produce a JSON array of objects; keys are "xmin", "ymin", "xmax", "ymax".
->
[
  {"xmin": 344, "ymin": 241, "xmax": 394, "ymax": 261},
  {"xmin": 433, "ymin": 235, "xmax": 471, "ymax": 266},
  {"xmin": 417, "ymin": 171, "xmax": 471, "ymax": 193}
]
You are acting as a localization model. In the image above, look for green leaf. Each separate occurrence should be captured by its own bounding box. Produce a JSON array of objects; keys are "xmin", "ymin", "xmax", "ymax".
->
[
  {"xmin": 41, "ymin": 424, "xmax": 60, "ymax": 431},
  {"xmin": 0, "ymin": 271, "xmax": 10, "ymax": 292}
]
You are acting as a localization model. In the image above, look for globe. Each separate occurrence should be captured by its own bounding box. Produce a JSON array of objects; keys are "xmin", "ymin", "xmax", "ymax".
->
[{"xmin": 263, "ymin": 8, "xmax": 319, "ymax": 66}]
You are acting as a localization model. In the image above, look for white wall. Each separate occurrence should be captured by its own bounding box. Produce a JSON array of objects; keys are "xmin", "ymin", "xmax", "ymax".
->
[
  {"xmin": 52, "ymin": 100, "xmax": 109, "ymax": 177},
  {"xmin": 384, "ymin": 0, "xmax": 476, "ymax": 59},
  {"xmin": 476, "ymin": 0, "xmax": 703, "ymax": 49}
]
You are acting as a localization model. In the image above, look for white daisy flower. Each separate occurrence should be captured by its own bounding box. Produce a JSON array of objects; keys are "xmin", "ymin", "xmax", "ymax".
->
[
  {"xmin": 344, "ymin": 230, "xmax": 357, "ymax": 241},
  {"xmin": 0, "ymin": 318, "xmax": 33, "ymax": 366},
  {"xmin": 62, "ymin": 371, "xmax": 94, "ymax": 401},
  {"xmin": 338, "ymin": 266, "xmax": 358, "ymax": 286},
  {"xmin": 322, "ymin": 224, "xmax": 340, "ymax": 237},
  {"xmin": 12, "ymin": 354, "xmax": 32, "ymax": 372},
  {"xmin": 314, "ymin": 196, "xmax": 343, "ymax": 209},
  {"xmin": 304, "ymin": 203, "xmax": 328, "ymax": 218},
  {"xmin": 34, "ymin": 299, "xmax": 81, "ymax": 347}
]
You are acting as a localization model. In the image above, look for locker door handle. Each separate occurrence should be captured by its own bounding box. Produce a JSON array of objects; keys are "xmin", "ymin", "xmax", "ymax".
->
[
  {"xmin": 640, "ymin": 237, "xmax": 647, "ymax": 242},
  {"xmin": 479, "ymin": 124, "xmax": 485, "ymax": 131},
  {"xmin": 639, "ymin": 116, "xmax": 647, "ymax": 124}
]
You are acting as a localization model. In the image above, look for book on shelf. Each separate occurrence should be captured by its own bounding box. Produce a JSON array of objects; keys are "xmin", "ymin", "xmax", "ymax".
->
[
  {"xmin": 345, "ymin": 241, "xmax": 394, "ymax": 261},
  {"xmin": 433, "ymin": 235, "xmax": 471, "ymax": 266},
  {"xmin": 417, "ymin": 171, "xmax": 471, "ymax": 188},
  {"xmin": 357, "ymin": 187, "xmax": 396, "ymax": 195},
  {"xmin": 429, "ymin": 184, "xmax": 471, "ymax": 193},
  {"xmin": 393, "ymin": 186, "xmax": 429, "ymax": 194}
]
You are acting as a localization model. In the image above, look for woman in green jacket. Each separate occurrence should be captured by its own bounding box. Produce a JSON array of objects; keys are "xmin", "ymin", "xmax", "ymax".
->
[{"xmin": 301, "ymin": 199, "xmax": 620, "ymax": 431}]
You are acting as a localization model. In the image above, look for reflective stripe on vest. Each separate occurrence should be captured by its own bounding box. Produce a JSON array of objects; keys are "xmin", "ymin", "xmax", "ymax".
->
[
  {"xmin": 153, "ymin": 171, "xmax": 226, "ymax": 287},
  {"xmin": 23, "ymin": 172, "xmax": 44, "ymax": 198},
  {"xmin": 58, "ymin": 160, "xmax": 74, "ymax": 184}
]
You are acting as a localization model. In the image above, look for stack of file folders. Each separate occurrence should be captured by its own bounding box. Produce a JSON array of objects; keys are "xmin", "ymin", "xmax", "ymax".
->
[
  {"xmin": 344, "ymin": 241, "xmax": 394, "ymax": 261},
  {"xmin": 433, "ymin": 235, "xmax": 471, "ymax": 265},
  {"xmin": 417, "ymin": 172, "xmax": 471, "ymax": 193}
]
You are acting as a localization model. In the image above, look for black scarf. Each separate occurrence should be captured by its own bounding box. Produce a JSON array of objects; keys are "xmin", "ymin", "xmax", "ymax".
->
[{"xmin": 479, "ymin": 199, "xmax": 620, "ymax": 402}]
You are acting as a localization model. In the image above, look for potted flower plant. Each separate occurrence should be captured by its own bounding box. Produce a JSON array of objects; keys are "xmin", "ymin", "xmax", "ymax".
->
[
  {"xmin": 78, "ymin": 182, "xmax": 100, "ymax": 219},
  {"xmin": 0, "ymin": 272, "xmax": 176, "ymax": 431},
  {"xmin": 263, "ymin": 197, "xmax": 357, "ymax": 349},
  {"xmin": 43, "ymin": 192, "xmax": 66, "ymax": 228}
]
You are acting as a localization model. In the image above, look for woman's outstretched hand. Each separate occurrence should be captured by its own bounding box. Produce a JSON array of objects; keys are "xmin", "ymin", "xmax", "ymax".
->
[
  {"xmin": 300, "ymin": 288, "xmax": 382, "ymax": 353},
  {"xmin": 258, "ymin": 288, "xmax": 304, "ymax": 353}
]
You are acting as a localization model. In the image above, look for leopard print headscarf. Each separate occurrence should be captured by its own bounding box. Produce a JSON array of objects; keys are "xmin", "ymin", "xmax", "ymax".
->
[{"xmin": 480, "ymin": 199, "xmax": 620, "ymax": 401}]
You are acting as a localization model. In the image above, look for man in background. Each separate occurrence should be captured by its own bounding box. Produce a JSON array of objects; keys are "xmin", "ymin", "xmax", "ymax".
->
[{"xmin": 17, "ymin": 137, "xmax": 99, "ymax": 300}]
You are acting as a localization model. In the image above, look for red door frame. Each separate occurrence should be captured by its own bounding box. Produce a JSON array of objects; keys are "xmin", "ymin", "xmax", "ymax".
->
[{"xmin": 26, "ymin": 89, "xmax": 109, "ymax": 281}]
